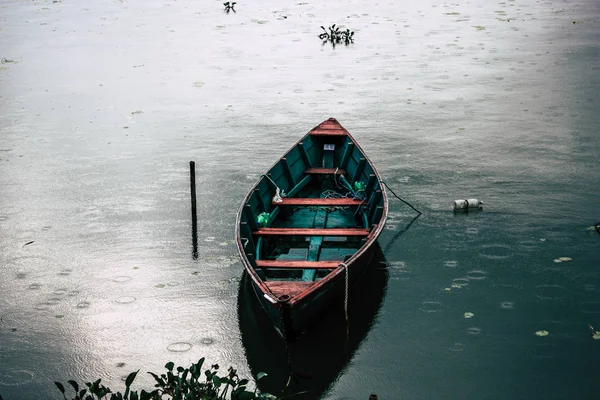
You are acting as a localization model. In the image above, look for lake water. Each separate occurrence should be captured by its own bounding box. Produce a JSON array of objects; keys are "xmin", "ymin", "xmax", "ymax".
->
[{"xmin": 1, "ymin": 0, "xmax": 599, "ymax": 399}]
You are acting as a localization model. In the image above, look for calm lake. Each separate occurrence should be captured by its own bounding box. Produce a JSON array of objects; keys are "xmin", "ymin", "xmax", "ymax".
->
[{"xmin": 1, "ymin": 0, "xmax": 599, "ymax": 399}]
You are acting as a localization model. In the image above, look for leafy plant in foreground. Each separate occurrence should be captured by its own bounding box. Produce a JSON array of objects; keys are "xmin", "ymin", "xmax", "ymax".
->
[{"xmin": 55, "ymin": 358, "xmax": 275, "ymax": 400}]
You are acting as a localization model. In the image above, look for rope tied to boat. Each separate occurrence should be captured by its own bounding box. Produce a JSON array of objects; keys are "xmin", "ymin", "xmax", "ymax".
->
[
  {"xmin": 333, "ymin": 167, "xmax": 343, "ymax": 189},
  {"xmin": 262, "ymin": 174, "xmax": 286, "ymax": 202},
  {"xmin": 339, "ymin": 262, "xmax": 350, "ymax": 340},
  {"xmin": 380, "ymin": 180, "xmax": 422, "ymax": 215}
]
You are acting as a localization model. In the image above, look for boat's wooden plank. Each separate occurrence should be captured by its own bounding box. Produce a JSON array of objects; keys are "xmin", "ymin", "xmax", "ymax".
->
[
  {"xmin": 253, "ymin": 228, "xmax": 369, "ymax": 236},
  {"xmin": 281, "ymin": 157, "xmax": 295, "ymax": 186},
  {"xmin": 368, "ymin": 190, "xmax": 382, "ymax": 218},
  {"xmin": 244, "ymin": 204, "xmax": 258, "ymax": 231},
  {"xmin": 373, "ymin": 206, "xmax": 384, "ymax": 224},
  {"xmin": 303, "ymin": 207, "xmax": 328, "ymax": 281},
  {"xmin": 365, "ymin": 173, "xmax": 377, "ymax": 194},
  {"xmin": 305, "ymin": 168, "xmax": 347, "ymax": 176},
  {"xmin": 287, "ymin": 175, "xmax": 312, "ymax": 198},
  {"xmin": 310, "ymin": 129, "xmax": 347, "ymax": 136},
  {"xmin": 265, "ymin": 281, "xmax": 314, "ymax": 298},
  {"xmin": 256, "ymin": 260, "xmax": 340, "ymax": 269},
  {"xmin": 298, "ymin": 142, "xmax": 311, "ymax": 167},
  {"xmin": 338, "ymin": 174, "xmax": 355, "ymax": 192},
  {"xmin": 253, "ymin": 189, "xmax": 267, "ymax": 212},
  {"xmin": 272, "ymin": 198, "xmax": 363, "ymax": 206},
  {"xmin": 354, "ymin": 158, "xmax": 367, "ymax": 183},
  {"xmin": 318, "ymin": 120, "xmax": 343, "ymax": 129},
  {"xmin": 340, "ymin": 142, "xmax": 355, "ymax": 170}
]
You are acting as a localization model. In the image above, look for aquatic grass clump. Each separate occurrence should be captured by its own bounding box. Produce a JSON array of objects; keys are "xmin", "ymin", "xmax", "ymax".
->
[
  {"xmin": 224, "ymin": 2, "xmax": 236, "ymax": 13},
  {"xmin": 319, "ymin": 24, "xmax": 354, "ymax": 47},
  {"xmin": 54, "ymin": 358, "xmax": 274, "ymax": 400}
]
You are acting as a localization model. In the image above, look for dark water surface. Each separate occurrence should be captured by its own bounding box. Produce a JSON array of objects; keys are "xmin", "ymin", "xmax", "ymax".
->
[{"xmin": 1, "ymin": 0, "xmax": 599, "ymax": 399}]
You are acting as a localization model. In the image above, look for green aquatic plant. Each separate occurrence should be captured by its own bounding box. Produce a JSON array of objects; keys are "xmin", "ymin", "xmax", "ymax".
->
[
  {"xmin": 318, "ymin": 24, "xmax": 354, "ymax": 47},
  {"xmin": 224, "ymin": 2, "xmax": 236, "ymax": 13},
  {"xmin": 55, "ymin": 358, "xmax": 274, "ymax": 400}
]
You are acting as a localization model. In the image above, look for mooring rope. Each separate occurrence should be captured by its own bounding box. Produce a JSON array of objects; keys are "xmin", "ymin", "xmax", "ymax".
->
[
  {"xmin": 333, "ymin": 167, "xmax": 343, "ymax": 190},
  {"xmin": 340, "ymin": 262, "xmax": 350, "ymax": 340},
  {"xmin": 380, "ymin": 180, "xmax": 421, "ymax": 215},
  {"xmin": 262, "ymin": 174, "xmax": 286, "ymax": 198}
]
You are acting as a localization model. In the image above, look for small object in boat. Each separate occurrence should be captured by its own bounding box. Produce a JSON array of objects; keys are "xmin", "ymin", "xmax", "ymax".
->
[
  {"xmin": 257, "ymin": 212, "xmax": 270, "ymax": 227},
  {"xmin": 453, "ymin": 198, "xmax": 483, "ymax": 212},
  {"xmin": 273, "ymin": 187, "xmax": 283, "ymax": 203},
  {"xmin": 354, "ymin": 181, "xmax": 366, "ymax": 192}
]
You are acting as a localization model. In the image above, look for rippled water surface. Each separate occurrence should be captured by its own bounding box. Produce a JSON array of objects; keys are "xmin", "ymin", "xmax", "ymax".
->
[{"xmin": 1, "ymin": 0, "xmax": 600, "ymax": 399}]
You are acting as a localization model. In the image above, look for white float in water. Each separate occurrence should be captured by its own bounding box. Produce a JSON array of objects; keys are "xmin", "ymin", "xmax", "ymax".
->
[{"xmin": 453, "ymin": 198, "xmax": 483, "ymax": 212}]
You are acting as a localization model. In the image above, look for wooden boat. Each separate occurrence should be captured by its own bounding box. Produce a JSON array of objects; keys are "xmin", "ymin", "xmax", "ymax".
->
[{"xmin": 235, "ymin": 118, "xmax": 388, "ymax": 339}]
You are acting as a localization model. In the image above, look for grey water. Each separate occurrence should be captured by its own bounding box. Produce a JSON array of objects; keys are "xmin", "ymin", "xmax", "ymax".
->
[{"xmin": 1, "ymin": 0, "xmax": 599, "ymax": 399}]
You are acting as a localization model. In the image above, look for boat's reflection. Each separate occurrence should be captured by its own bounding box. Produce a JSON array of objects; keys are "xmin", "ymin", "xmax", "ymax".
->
[{"xmin": 237, "ymin": 244, "xmax": 389, "ymax": 399}]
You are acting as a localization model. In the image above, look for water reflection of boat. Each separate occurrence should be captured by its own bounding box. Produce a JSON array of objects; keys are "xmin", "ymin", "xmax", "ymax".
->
[{"xmin": 237, "ymin": 243, "xmax": 389, "ymax": 400}]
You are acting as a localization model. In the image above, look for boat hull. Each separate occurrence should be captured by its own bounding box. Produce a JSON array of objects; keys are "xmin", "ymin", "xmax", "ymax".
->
[
  {"xmin": 235, "ymin": 118, "xmax": 388, "ymax": 339},
  {"xmin": 248, "ymin": 238, "xmax": 377, "ymax": 338}
]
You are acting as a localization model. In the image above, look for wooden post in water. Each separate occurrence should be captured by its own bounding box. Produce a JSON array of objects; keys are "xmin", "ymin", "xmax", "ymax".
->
[{"xmin": 190, "ymin": 161, "xmax": 198, "ymax": 259}]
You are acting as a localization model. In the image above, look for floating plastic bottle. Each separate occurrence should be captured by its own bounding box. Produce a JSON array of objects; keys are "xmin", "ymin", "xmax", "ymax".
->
[{"xmin": 453, "ymin": 198, "xmax": 483, "ymax": 212}]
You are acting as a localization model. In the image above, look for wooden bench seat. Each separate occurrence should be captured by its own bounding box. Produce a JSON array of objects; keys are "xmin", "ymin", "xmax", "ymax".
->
[
  {"xmin": 256, "ymin": 260, "xmax": 341, "ymax": 269},
  {"xmin": 253, "ymin": 228, "xmax": 370, "ymax": 237},
  {"xmin": 309, "ymin": 128, "xmax": 348, "ymax": 136},
  {"xmin": 272, "ymin": 198, "xmax": 363, "ymax": 206},
  {"xmin": 265, "ymin": 281, "xmax": 314, "ymax": 298},
  {"xmin": 305, "ymin": 168, "xmax": 347, "ymax": 176}
]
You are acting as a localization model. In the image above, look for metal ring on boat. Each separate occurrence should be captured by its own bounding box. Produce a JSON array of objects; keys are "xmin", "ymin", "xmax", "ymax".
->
[{"xmin": 277, "ymin": 294, "xmax": 291, "ymax": 303}]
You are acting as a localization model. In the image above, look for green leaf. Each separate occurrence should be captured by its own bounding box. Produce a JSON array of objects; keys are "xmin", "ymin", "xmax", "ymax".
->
[
  {"xmin": 79, "ymin": 389, "xmax": 87, "ymax": 399},
  {"xmin": 148, "ymin": 372, "xmax": 163, "ymax": 386},
  {"xmin": 67, "ymin": 380, "xmax": 79, "ymax": 392},
  {"xmin": 256, "ymin": 372, "xmax": 268, "ymax": 381},
  {"xmin": 165, "ymin": 362, "xmax": 175, "ymax": 372},
  {"xmin": 167, "ymin": 371, "xmax": 175, "ymax": 385},
  {"xmin": 140, "ymin": 390, "xmax": 154, "ymax": 400},
  {"xmin": 238, "ymin": 379, "xmax": 249, "ymax": 387},
  {"xmin": 237, "ymin": 391, "xmax": 256, "ymax": 400},
  {"xmin": 125, "ymin": 370, "xmax": 139, "ymax": 388},
  {"xmin": 142, "ymin": 389, "xmax": 160, "ymax": 400},
  {"xmin": 177, "ymin": 366, "xmax": 185, "ymax": 373},
  {"xmin": 54, "ymin": 381, "xmax": 65, "ymax": 394},
  {"xmin": 212, "ymin": 375, "xmax": 222, "ymax": 388}
]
